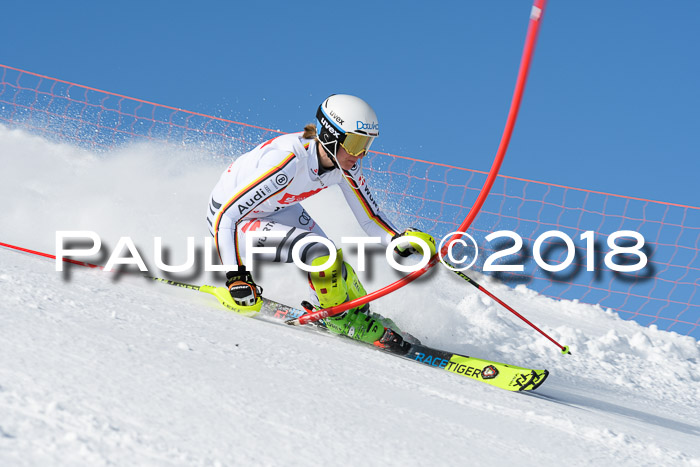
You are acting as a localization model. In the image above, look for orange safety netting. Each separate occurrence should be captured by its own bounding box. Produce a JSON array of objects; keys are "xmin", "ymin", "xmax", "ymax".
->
[{"xmin": 1, "ymin": 64, "xmax": 698, "ymax": 338}]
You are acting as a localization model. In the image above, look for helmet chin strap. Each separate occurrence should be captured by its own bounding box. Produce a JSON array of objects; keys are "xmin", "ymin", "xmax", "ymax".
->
[
  {"xmin": 316, "ymin": 138, "xmax": 363, "ymax": 191},
  {"xmin": 317, "ymin": 138, "xmax": 340, "ymax": 169}
]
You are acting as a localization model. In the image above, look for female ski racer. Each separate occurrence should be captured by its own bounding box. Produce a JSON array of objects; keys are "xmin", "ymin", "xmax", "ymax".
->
[{"xmin": 207, "ymin": 94, "xmax": 436, "ymax": 352}]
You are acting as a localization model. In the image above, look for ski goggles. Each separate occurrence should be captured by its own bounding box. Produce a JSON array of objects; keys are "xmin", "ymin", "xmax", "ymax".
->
[{"xmin": 340, "ymin": 133, "xmax": 375, "ymax": 157}]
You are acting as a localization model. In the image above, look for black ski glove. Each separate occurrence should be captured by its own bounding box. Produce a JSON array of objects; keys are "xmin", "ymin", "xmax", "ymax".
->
[{"xmin": 226, "ymin": 266, "xmax": 263, "ymax": 307}]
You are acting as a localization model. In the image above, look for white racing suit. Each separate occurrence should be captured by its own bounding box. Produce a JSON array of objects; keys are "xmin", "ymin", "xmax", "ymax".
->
[
  {"xmin": 207, "ymin": 132, "xmax": 399, "ymax": 278},
  {"xmin": 207, "ymin": 132, "xmax": 414, "ymax": 349}
]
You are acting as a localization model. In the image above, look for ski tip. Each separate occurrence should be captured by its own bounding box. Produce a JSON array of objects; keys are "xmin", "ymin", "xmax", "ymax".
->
[
  {"xmin": 561, "ymin": 345, "xmax": 572, "ymax": 356},
  {"xmin": 516, "ymin": 369, "xmax": 549, "ymax": 392},
  {"xmin": 285, "ymin": 318, "xmax": 300, "ymax": 326},
  {"xmin": 529, "ymin": 369, "xmax": 549, "ymax": 391}
]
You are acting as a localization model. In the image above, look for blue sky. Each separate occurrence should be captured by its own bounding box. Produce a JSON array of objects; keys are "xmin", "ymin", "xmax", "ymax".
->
[{"xmin": 2, "ymin": 0, "xmax": 698, "ymax": 206}]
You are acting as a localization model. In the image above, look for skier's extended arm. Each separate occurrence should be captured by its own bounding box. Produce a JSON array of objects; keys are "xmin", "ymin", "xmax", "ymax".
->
[
  {"xmin": 338, "ymin": 168, "xmax": 436, "ymax": 256},
  {"xmin": 338, "ymin": 167, "xmax": 398, "ymax": 244}
]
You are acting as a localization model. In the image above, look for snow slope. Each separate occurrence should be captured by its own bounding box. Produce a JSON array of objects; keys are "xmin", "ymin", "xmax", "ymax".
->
[{"xmin": 1, "ymin": 126, "xmax": 699, "ymax": 466}]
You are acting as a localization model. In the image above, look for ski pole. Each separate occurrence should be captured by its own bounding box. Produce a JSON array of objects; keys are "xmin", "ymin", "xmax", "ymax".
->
[
  {"xmin": 446, "ymin": 266, "xmax": 571, "ymax": 355},
  {"xmin": 0, "ymin": 241, "xmax": 258, "ymax": 317},
  {"xmin": 286, "ymin": 254, "xmax": 571, "ymax": 356}
]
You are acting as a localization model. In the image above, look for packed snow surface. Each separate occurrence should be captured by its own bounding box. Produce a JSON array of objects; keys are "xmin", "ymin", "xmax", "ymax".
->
[{"xmin": 1, "ymin": 126, "xmax": 699, "ymax": 466}]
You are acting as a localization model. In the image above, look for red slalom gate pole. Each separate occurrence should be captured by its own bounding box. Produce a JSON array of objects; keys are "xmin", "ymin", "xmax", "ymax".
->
[
  {"xmin": 444, "ymin": 0, "xmax": 547, "ymax": 247},
  {"xmin": 290, "ymin": 0, "xmax": 549, "ymax": 327}
]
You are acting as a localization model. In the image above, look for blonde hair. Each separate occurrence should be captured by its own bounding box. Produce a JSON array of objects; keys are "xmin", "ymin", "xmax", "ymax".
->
[{"xmin": 302, "ymin": 123, "xmax": 317, "ymax": 139}]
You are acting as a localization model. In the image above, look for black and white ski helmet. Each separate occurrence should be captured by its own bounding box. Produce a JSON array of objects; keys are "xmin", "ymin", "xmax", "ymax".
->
[{"xmin": 316, "ymin": 94, "xmax": 379, "ymax": 159}]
